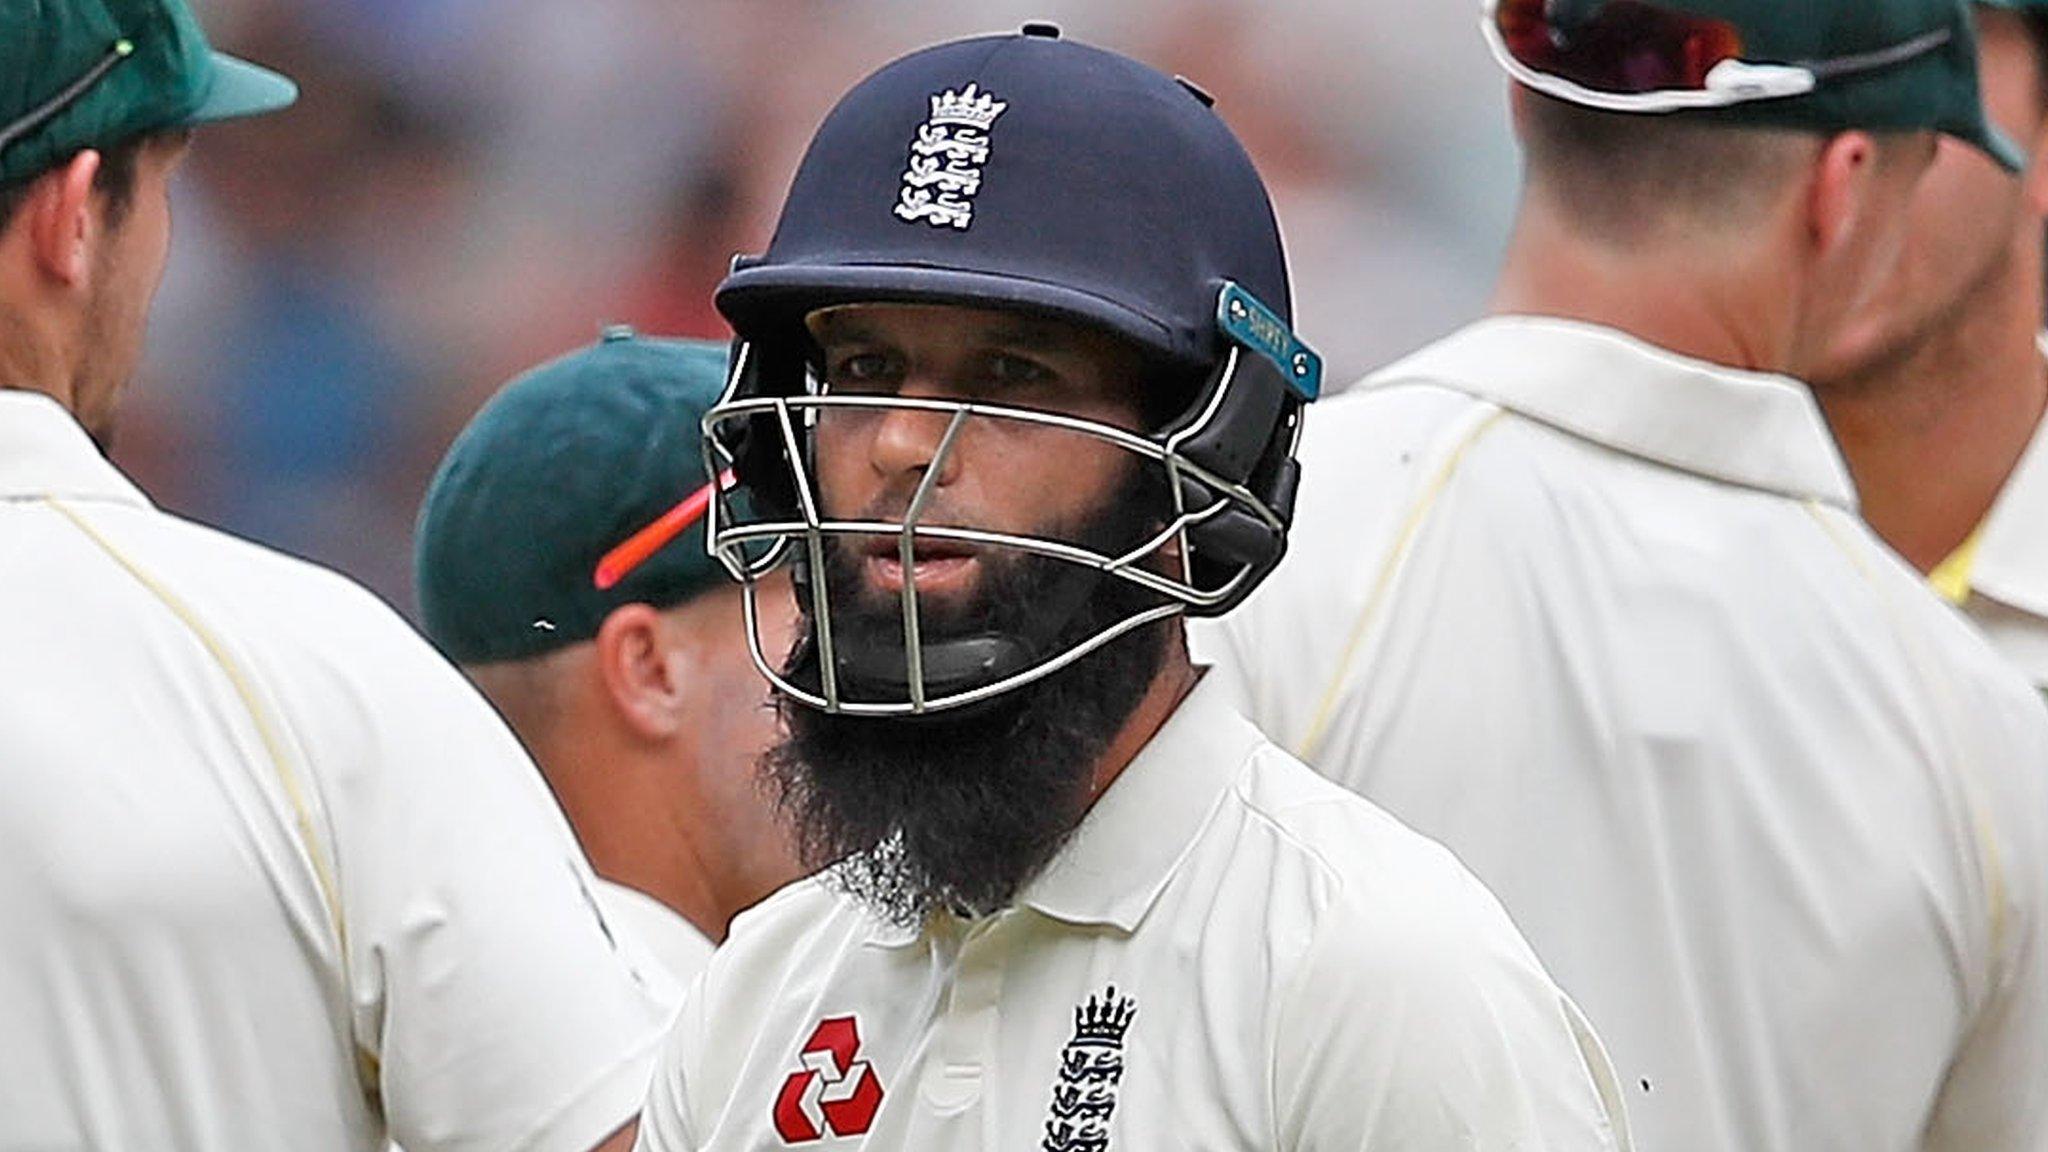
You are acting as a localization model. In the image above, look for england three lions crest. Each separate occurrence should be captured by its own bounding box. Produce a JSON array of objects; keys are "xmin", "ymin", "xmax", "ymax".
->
[
  {"xmin": 1041, "ymin": 985, "xmax": 1135, "ymax": 1152},
  {"xmin": 894, "ymin": 83, "xmax": 1008, "ymax": 230}
]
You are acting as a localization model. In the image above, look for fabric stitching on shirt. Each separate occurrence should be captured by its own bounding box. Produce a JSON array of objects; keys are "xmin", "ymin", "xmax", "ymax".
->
[
  {"xmin": 1257, "ymin": 815, "xmax": 1347, "ymax": 1152},
  {"xmin": 1297, "ymin": 408, "xmax": 1509, "ymax": 761},
  {"xmin": 1219, "ymin": 773, "xmax": 1357, "ymax": 1148},
  {"xmin": 41, "ymin": 496, "xmax": 383, "ymax": 1096},
  {"xmin": 1800, "ymin": 501, "xmax": 2011, "ymax": 981}
]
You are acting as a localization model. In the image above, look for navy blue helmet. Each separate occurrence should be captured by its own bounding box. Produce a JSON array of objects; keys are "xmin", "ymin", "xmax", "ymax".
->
[{"xmin": 704, "ymin": 24, "xmax": 1321, "ymax": 715}]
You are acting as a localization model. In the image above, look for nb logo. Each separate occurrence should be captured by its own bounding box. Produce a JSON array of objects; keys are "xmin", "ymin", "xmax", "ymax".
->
[{"xmin": 773, "ymin": 1015, "xmax": 885, "ymax": 1143}]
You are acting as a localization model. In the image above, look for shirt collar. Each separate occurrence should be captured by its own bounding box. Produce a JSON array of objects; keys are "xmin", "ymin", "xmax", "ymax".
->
[
  {"xmin": 1972, "ymin": 403, "xmax": 2048, "ymax": 618},
  {"xmin": 1370, "ymin": 316, "xmax": 1858, "ymax": 510},
  {"xmin": 0, "ymin": 390, "xmax": 151, "ymax": 508},
  {"xmin": 865, "ymin": 672, "xmax": 1261, "ymax": 947}
]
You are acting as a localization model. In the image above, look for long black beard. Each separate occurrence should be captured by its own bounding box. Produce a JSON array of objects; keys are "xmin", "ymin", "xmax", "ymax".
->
[{"xmin": 763, "ymin": 483, "xmax": 1174, "ymax": 930}]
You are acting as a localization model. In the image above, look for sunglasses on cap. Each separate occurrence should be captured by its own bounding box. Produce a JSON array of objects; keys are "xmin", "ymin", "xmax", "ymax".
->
[
  {"xmin": 592, "ymin": 469, "xmax": 736, "ymax": 591},
  {"xmin": 1482, "ymin": 0, "xmax": 1953, "ymax": 113},
  {"xmin": 0, "ymin": 39, "xmax": 136, "ymax": 159}
]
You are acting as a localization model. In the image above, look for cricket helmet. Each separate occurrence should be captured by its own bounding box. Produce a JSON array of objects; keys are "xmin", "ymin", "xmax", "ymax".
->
[{"xmin": 705, "ymin": 24, "xmax": 1321, "ymax": 715}]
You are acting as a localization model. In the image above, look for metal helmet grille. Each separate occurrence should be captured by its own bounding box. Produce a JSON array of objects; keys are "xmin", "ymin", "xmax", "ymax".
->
[{"xmin": 702, "ymin": 343, "xmax": 1293, "ymax": 716}]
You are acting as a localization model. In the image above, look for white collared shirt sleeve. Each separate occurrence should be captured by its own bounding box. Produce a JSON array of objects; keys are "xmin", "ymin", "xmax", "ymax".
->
[
  {"xmin": 1925, "ymin": 925, "xmax": 2048, "ymax": 1151},
  {"xmin": 1920, "ymin": 667, "xmax": 2048, "ymax": 1152},
  {"xmin": 635, "ymin": 972, "xmax": 708, "ymax": 1152},
  {"xmin": 289, "ymin": 608, "xmax": 678, "ymax": 1152},
  {"xmin": 1273, "ymin": 862, "xmax": 1629, "ymax": 1151}
]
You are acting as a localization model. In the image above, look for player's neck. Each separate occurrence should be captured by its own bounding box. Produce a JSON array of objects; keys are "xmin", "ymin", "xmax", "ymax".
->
[
  {"xmin": 1085, "ymin": 638, "xmax": 1201, "ymax": 804},
  {"xmin": 0, "ymin": 308, "xmax": 77, "ymax": 412},
  {"xmin": 1816, "ymin": 276, "xmax": 2048, "ymax": 573},
  {"xmin": 539, "ymin": 727, "xmax": 734, "ymax": 942},
  {"xmin": 1491, "ymin": 210, "xmax": 1795, "ymax": 374}
]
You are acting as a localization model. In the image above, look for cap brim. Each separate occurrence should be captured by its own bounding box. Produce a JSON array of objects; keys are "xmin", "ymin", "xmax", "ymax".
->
[
  {"xmin": 184, "ymin": 52, "xmax": 298, "ymax": 126},
  {"xmin": 1961, "ymin": 119, "xmax": 2027, "ymax": 173}
]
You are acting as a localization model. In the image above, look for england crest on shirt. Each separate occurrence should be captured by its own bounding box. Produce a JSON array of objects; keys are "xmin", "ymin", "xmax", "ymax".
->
[
  {"xmin": 894, "ymin": 83, "xmax": 1008, "ymax": 230},
  {"xmin": 1041, "ymin": 985, "xmax": 1135, "ymax": 1151}
]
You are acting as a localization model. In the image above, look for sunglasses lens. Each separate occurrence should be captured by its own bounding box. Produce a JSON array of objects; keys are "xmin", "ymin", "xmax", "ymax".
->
[{"xmin": 1496, "ymin": 0, "xmax": 1746, "ymax": 95}]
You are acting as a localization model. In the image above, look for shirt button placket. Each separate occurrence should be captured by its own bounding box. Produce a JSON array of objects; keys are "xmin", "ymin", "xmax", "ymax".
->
[{"xmin": 921, "ymin": 912, "xmax": 1009, "ymax": 1119}]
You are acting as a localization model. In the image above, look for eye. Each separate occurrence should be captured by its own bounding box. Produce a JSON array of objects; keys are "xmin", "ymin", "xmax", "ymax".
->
[
  {"xmin": 824, "ymin": 350, "xmax": 901, "ymax": 393},
  {"xmin": 985, "ymin": 353, "xmax": 1056, "ymax": 388}
]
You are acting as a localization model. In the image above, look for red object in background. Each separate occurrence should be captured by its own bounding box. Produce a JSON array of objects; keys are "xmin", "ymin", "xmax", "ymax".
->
[
  {"xmin": 592, "ymin": 469, "xmax": 735, "ymax": 591},
  {"xmin": 1494, "ymin": 0, "xmax": 1746, "ymax": 94}
]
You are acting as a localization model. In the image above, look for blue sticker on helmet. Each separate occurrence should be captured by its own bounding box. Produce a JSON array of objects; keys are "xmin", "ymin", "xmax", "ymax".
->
[{"xmin": 1216, "ymin": 282, "xmax": 1321, "ymax": 401}]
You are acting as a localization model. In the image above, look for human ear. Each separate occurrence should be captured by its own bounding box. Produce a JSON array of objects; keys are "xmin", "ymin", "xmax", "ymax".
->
[
  {"xmin": 1805, "ymin": 131, "xmax": 1882, "ymax": 262},
  {"xmin": 23, "ymin": 150, "xmax": 102, "ymax": 288},
  {"xmin": 594, "ymin": 603, "xmax": 687, "ymax": 740}
]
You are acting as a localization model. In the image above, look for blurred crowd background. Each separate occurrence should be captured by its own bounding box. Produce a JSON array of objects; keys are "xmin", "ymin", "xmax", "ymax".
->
[{"xmin": 131, "ymin": 0, "xmax": 1522, "ymax": 610}]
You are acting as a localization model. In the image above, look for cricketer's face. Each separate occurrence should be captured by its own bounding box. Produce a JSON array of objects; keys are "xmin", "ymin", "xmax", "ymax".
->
[
  {"xmin": 1818, "ymin": 9, "xmax": 2048, "ymax": 385},
  {"xmin": 804, "ymin": 302, "xmax": 1152, "ymax": 612},
  {"xmin": 76, "ymin": 133, "xmax": 188, "ymax": 445}
]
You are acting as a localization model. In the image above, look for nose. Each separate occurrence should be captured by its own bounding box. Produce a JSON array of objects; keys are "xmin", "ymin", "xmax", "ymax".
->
[{"xmin": 867, "ymin": 376, "xmax": 966, "ymax": 488}]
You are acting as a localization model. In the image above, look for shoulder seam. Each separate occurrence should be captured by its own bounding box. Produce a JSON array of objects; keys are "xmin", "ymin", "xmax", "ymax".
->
[
  {"xmin": 1250, "ymin": 786, "xmax": 1353, "ymax": 1150},
  {"xmin": 39, "ymin": 496, "xmax": 380, "ymax": 1090},
  {"xmin": 1231, "ymin": 776, "xmax": 1355, "ymax": 894},
  {"xmin": 1800, "ymin": 501, "xmax": 2014, "ymax": 985},
  {"xmin": 1295, "ymin": 406, "xmax": 1509, "ymax": 760}
]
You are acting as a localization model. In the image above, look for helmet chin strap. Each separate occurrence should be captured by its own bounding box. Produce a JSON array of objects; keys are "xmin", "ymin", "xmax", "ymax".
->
[
  {"xmin": 841, "ymin": 633, "xmax": 1030, "ymax": 704},
  {"xmin": 784, "ymin": 543, "xmax": 1118, "ymax": 716}
]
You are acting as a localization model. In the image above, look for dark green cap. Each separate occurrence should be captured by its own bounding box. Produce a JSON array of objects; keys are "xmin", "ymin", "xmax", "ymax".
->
[
  {"xmin": 1, "ymin": 0, "xmax": 298, "ymax": 187},
  {"xmin": 1522, "ymin": 0, "xmax": 2024, "ymax": 171},
  {"xmin": 415, "ymin": 330, "xmax": 735, "ymax": 665}
]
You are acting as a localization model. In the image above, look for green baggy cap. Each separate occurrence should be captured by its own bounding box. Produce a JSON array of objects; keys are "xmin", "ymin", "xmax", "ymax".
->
[
  {"xmin": 415, "ymin": 329, "xmax": 737, "ymax": 666},
  {"xmin": 1, "ymin": 0, "xmax": 297, "ymax": 187},
  {"xmin": 1501, "ymin": 0, "xmax": 2024, "ymax": 171}
]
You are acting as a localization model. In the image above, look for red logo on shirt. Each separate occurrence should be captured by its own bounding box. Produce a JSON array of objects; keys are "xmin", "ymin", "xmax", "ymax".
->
[{"xmin": 773, "ymin": 1015, "xmax": 885, "ymax": 1143}]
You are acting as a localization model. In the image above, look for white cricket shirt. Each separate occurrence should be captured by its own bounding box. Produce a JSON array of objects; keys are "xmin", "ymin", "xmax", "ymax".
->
[
  {"xmin": 1957, "ymin": 404, "xmax": 2048, "ymax": 689},
  {"xmin": 595, "ymin": 879, "xmax": 717, "ymax": 987},
  {"xmin": 636, "ymin": 675, "xmax": 1633, "ymax": 1151},
  {"xmin": 1194, "ymin": 317, "xmax": 2048, "ymax": 1152},
  {"xmin": 0, "ymin": 391, "xmax": 678, "ymax": 1152}
]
